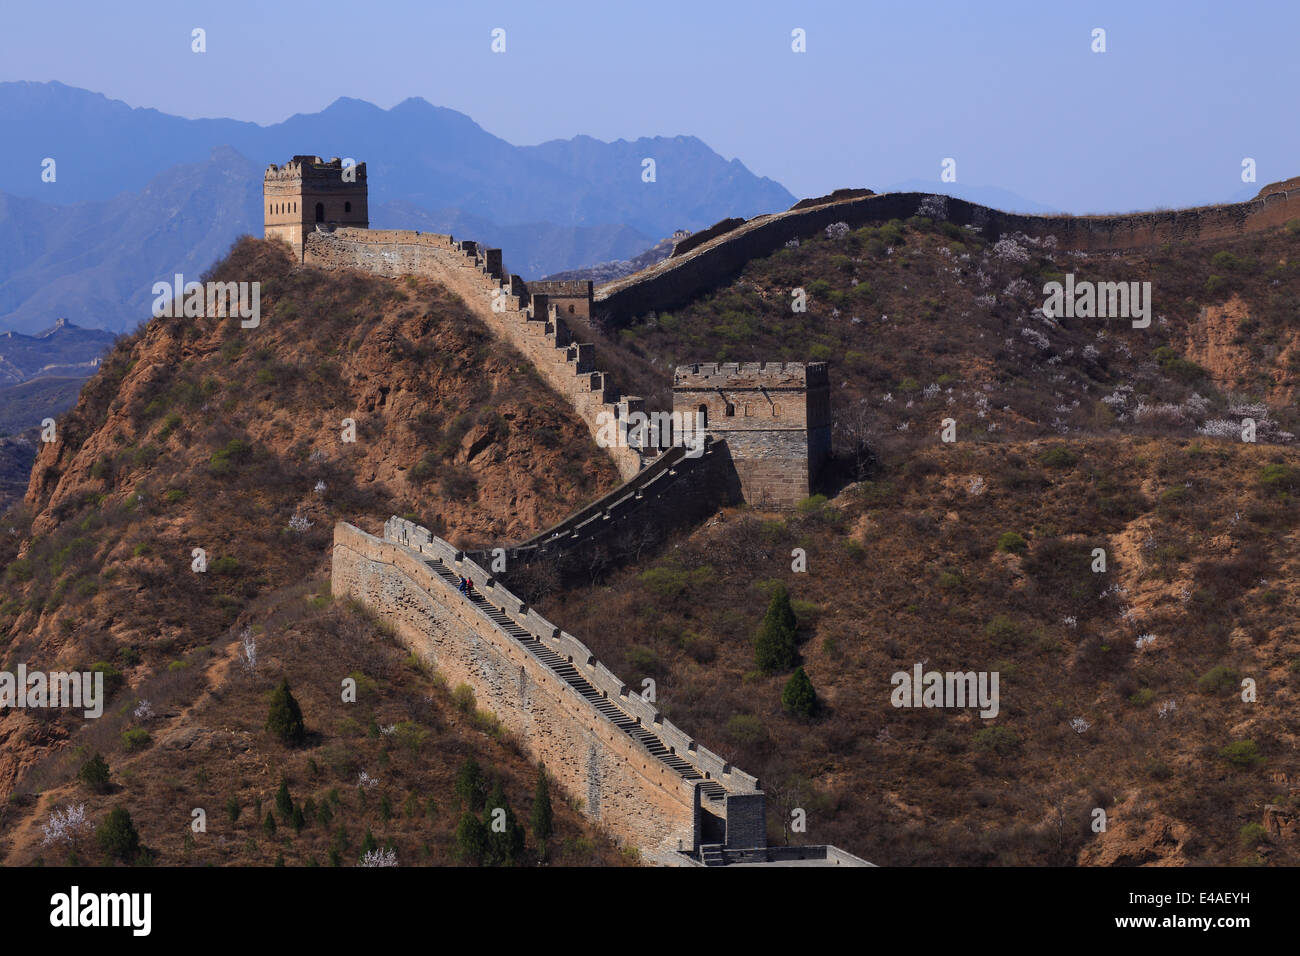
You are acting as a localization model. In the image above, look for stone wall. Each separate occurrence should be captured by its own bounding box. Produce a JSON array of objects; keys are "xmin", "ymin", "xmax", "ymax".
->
[
  {"xmin": 303, "ymin": 228, "xmax": 642, "ymax": 479},
  {"xmin": 265, "ymin": 156, "xmax": 369, "ymax": 262},
  {"xmin": 333, "ymin": 518, "xmax": 765, "ymax": 859},
  {"xmin": 332, "ymin": 522, "xmax": 700, "ymax": 856},
  {"xmin": 524, "ymin": 280, "xmax": 593, "ymax": 320},
  {"xmin": 673, "ymin": 362, "xmax": 830, "ymax": 508},
  {"xmin": 475, "ymin": 440, "xmax": 738, "ymax": 576},
  {"xmin": 594, "ymin": 182, "xmax": 1300, "ymax": 325}
]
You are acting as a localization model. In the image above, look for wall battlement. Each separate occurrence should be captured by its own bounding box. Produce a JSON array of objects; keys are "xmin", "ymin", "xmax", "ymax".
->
[
  {"xmin": 332, "ymin": 518, "xmax": 765, "ymax": 860},
  {"xmin": 264, "ymin": 155, "xmax": 369, "ymax": 262},
  {"xmin": 264, "ymin": 154, "xmax": 368, "ymax": 183},
  {"xmin": 594, "ymin": 179, "xmax": 1300, "ymax": 326},
  {"xmin": 674, "ymin": 361, "xmax": 830, "ymax": 390}
]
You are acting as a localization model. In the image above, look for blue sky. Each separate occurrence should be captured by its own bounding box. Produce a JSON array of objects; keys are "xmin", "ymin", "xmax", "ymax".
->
[{"xmin": 3, "ymin": 0, "xmax": 1297, "ymax": 212}]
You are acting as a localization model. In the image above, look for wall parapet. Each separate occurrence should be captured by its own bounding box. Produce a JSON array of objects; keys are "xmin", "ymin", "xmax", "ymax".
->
[
  {"xmin": 594, "ymin": 182, "xmax": 1300, "ymax": 326},
  {"xmin": 336, "ymin": 520, "xmax": 710, "ymax": 853},
  {"xmin": 382, "ymin": 516, "xmax": 760, "ymax": 795}
]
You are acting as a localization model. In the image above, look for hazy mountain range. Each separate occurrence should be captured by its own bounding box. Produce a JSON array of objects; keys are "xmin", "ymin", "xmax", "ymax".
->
[{"xmin": 0, "ymin": 81, "xmax": 796, "ymax": 332}]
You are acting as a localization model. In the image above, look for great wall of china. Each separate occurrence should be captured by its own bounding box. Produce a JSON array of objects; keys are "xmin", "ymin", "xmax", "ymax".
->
[
  {"xmin": 331, "ymin": 516, "xmax": 867, "ymax": 865},
  {"xmin": 593, "ymin": 178, "xmax": 1300, "ymax": 324},
  {"xmin": 275, "ymin": 156, "xmax": 1298, "ymax": 865}
]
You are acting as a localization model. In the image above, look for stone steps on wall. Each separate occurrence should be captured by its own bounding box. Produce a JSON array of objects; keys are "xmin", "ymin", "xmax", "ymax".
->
[
  {"xmin": 699, "ymin": 844, "xmax": 726, "ymax": 866},
  {"xmin": 425, "ymin": 555, "xmax": 727, "ymax": 803}
]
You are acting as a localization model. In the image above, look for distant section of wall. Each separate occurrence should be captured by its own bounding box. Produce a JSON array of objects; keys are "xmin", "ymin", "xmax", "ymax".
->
[
  {"xmin": 304, "ymin": 228, "xmax": 642, "ymax": 479},
  {"xmin": 595, "ymin": 182, "xmax": 1300, "ymax": 325},
  {"xmin": 669, "ymin": 217, "xmax": 746, "ymax": 258},
  {"xmin": 523, "ymin": 280, "xmax": 593, "ymax": 321}
]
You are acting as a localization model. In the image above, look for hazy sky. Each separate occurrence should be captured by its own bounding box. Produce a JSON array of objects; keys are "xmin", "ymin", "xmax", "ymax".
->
[{"xmin": 3, "ymin": 0, "xmax": 1297, "ymax": 212}]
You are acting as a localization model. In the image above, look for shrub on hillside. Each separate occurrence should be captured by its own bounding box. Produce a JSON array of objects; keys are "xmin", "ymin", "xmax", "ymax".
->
[
  {"xmin": 1220, "ymin": 740, "xmax": 1263, "ymax": 769},
  {"xmin": 454, "ymin": 757, "xmax": 485, "ymax": 811},
  {"xmin": 781, "ymin": 667, "xmax": 818, "ymax": 718},
  {"xmin": 1259, "ymin": 463, "xmax": 1300, "ymax": 496},
  {"xmin": 96, "ymin": 807, "xmax": 140, "ymax": 862},
  {"xmin": 208, "ymin": 438, "xmax": 254, "ymax": 475},
  {"xmin": 973, "ymin": 726, "xmax": 1020, "ymax": 757},
  {"xmin": 996, "ymin": 531, "xmax": 1028, "ymax": 555},
  {"xmin": 455, "ymin": 811, "xmax": 487, "ymax": 864},
  {"xmin": 1197, "ymin": 665, "xmax": 1240, "ymax": 696},
  {"xmin": 78, "ymin": 753, "xmax": 111, "ymax": 793}
]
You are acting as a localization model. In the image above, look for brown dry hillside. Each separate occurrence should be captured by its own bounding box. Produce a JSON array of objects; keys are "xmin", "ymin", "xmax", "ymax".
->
[
  {"xmin": 0, "ymin": 237, "xmax": 621, "ymax": 864},
  {"xmin": 530, "ymin": 436, "xmax": 1300, "ymax": 866},
  {"xmin": 592, "ymin": 213, "xmax": 1300, "ymax": 458}
]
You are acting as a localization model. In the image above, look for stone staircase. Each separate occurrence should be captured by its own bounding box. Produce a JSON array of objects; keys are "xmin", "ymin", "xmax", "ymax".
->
[
  {"xmin": 423, "ymin": 555, "xmax": 729, "ymax": 805},
  {"xmin": 699, "ymin": 844, "xmax": 726, "ymax": 867}
]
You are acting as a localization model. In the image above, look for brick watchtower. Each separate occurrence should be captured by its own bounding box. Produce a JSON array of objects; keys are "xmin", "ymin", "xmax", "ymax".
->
[
  {"xmin": 264, "ymin": 155, "xmax": 369, "ymax": 262},
  {"xmin": 672, "ymin": 362, "xmax": 831, "ymax": 509}
]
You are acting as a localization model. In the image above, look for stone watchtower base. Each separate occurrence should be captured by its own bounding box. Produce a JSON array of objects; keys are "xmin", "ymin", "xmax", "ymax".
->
[{"xmin": 673, "ymin": 362, "xmax": 830, "ymax": 509}]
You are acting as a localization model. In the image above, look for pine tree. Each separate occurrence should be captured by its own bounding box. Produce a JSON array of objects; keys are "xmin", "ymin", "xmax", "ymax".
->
[
  {"xmin": 755, "ymin": 584, "xmax": 799, "ymax": 673},
  {"xmin": 96, "ymin": 807, "xmax": 140, "ymax": 862},
  {"xmin": 291, "ymin": 804, "xmax": 306, "ymax": 833},
  {"xmin": 484, "ymin": 780, "xmax": 525, "ymax": 866},
  {"xmin": 275, "ymin": 779, "xmax": 293, "ymax": 820},
  {"xmin": 266, "ymin": 678, "xmax": 306, "ymax": 745},
  {"xmin": 531, "ymin": 767, "xmax": 554, "ymax": 855},
  {"xmin": 454, "ymin": 757, "xmax": 484, "ymax": 811},
  {"xmin": 78, "ymin": 753, "xmax": 111, "ymax": 793},
  {"xmin": 359, "ymin": 828, "xmax": 377, "ymax": 857},
  {"xmin": 781, "ymin": 666, "xmax": 818, "ymax": 718},
  {"xmin": 263, "ymin": 811, "xmax": 277, "ymax": 836},
  {"xmin": 454, "ymin": 811, "xmax": 487, "ymax": 865}
]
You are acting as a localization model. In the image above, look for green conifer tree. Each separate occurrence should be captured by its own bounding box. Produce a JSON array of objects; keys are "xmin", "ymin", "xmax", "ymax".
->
[
  {"xmin": 266, "ymin": 678, "xmax": 306, "ymax": 745},
  {"xmin": 781, "ymin": 666, "xmax": 818, "ymax": 717},
  {"xmin": 755, "ymin": 584, "xmax": 799, "ymax": 673},
  {"xmin": 531, "ymin": 766, "xmax": 554, "ymax": 856}
]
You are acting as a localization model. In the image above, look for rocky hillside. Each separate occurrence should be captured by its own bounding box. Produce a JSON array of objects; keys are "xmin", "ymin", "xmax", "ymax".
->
[
  {"xmin": 518, "ymin": 209, "xmax": 1300, "ymax": 865},
  {"xmin": 534, "ymin": 436, "xmax": 1300, "ymax": 866},
  {"xmin": 601, "ymin": 212, "xmax": 1300, "ymax": 453},
  {"xmin": 0, "ymin": 237, "xmax": 621, "ymax": 864}
]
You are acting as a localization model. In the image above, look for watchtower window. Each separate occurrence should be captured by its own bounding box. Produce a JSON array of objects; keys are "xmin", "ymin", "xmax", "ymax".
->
[
  {"xmin": 568, "ymin": 304, "xmax": 575, "ymax": 314},
  {"xmin": 724, "ymin": 402, "xmax": 735, "ymax": 417},
  {"xmin": 344, "ymin": 201, "xmax": 352, "ymax": 213},
  {"xmin": 772, "ymin": 404, "xmax": 780, "ymax": 416},
  {"xmin": 315, "ymin": 202, "xmax": 325, "ymax": 223}
]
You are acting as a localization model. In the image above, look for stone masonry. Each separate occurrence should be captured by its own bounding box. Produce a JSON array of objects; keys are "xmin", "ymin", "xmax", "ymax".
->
[
  {"xmin": 332, "ymin": 517, "xmax": 765, "ymax": 861},
  {"xmin": 264, "ymin": 156, "xmax": 369, "ymax": 262},
  {"xmin": 673, "ymin": 362, "xmax": 831, "ymax": 509}
]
